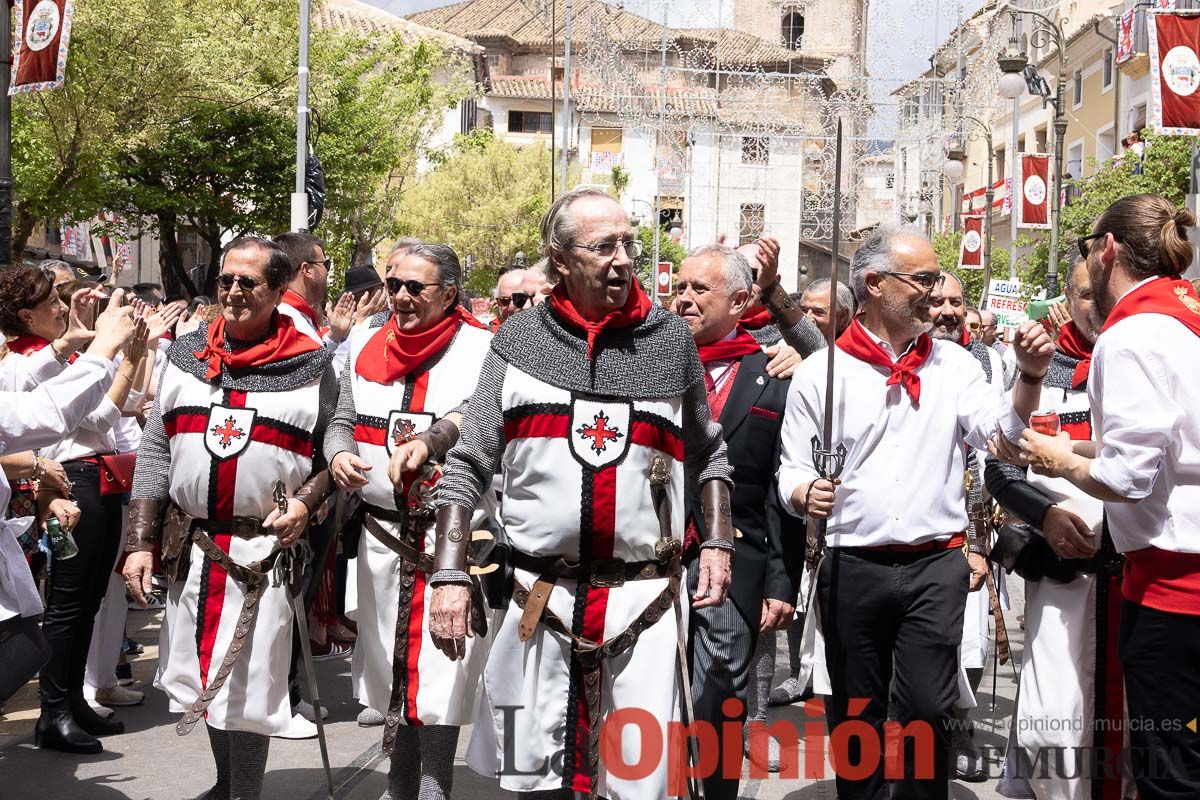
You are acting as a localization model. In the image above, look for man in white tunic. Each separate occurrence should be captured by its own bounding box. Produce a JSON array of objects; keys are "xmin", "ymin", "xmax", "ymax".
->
[
  {"xmin": 123, "ymin": 237, "xmax": 339, "ymax": 800},
  {"xmin": 427, "ymin": 188, "xmax": 735, "ymax": 800}
]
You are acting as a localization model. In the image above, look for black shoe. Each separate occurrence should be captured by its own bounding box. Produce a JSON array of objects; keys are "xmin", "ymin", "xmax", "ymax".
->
[
  {"xmin": 35, "ymin": 712, "xmax": 103, "ymax": 754},
  {"xmin": 70, "ymin": 701, "xmax": 126, "ymax": 736}
]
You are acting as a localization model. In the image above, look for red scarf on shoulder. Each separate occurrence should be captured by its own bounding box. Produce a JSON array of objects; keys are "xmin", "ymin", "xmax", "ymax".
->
[
  {"xmin": 835, "ymin": 318, "xmax": 933, "ymax": 405},
  {"xmin": 739, "ymin": 306, "xmax": 773, "ymax": 330},
  {"xmin": 355, "ymin": 306, "xmax": 485, "ymax": 384},
  {"xmin": 193, "ymin": 312, "xmax": 320, "ymax": 381},
  {"xmin": 548, "ymin": 281, "xmax": 652, "ymax": 359},
  {"xmin": 1055, "ymin": 321, "xmax": 1095, "ymax": 389},
  {"xmin": 280, "ymin": 289, "xmax": 320, "ymax": 331},
  {"xmin": 1101, "ymin": 276, "xmax": 1200, "ymax": 338},
  {"xmin": 696, "ymin": 326, "xmax": 761, "ymax": 364},
  {"xmin": 7, "ymin": 334, "xmax": 77, "ymax": 363}
]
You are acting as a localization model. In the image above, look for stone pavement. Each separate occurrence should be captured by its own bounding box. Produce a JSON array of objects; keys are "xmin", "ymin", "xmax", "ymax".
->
[{"xmin": 0, "ymin": 583, "xmax": 1028, "ymax": 799}]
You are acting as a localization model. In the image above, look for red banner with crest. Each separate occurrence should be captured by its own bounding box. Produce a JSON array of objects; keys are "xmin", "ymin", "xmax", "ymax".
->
[
  {"xmin": 1017, "ymin": 154, "xmax": 1051, "ymax": 229},
  {"xmin": 10, "ymin": 0, "xmax": 75, "ymax": 94}
]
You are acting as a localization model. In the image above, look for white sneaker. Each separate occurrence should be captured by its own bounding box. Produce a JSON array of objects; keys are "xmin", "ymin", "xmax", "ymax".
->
[
  {"xmin": 274, "ymin": 714, "xmax": 317, "ymax": 740},
  {"xmin": 95, "ymin": 685, "xmax": 144, "ymax": 706},
  {"xmin": 86, "ymin": 700, "xmax": 115, "ymax": 718},
  {"xmin": 295, "ymin": 699, "xmax": 329, "ymax": 722}
]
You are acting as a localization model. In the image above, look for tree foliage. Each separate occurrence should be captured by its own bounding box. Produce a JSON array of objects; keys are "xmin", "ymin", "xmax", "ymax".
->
[
  {"xmin": 397, "ymin": 138, "xmax": 562, "ymax": 295},
  {"xmin": 930, "ymin": 229, "xmax": 1013, "ymax": 306}
]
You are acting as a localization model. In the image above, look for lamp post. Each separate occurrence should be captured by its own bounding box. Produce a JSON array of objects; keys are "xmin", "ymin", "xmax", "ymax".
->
[
  {"xmin": 945, "ymin": 147, "xmax": 966, "ymax": 232},
  {"xmin": 947, "ymin": 117, "xmax": 996, "ymax": 306},
  {"xmin": 997, "ymin": 7, "xmax": 1068, "ymax": 296}
]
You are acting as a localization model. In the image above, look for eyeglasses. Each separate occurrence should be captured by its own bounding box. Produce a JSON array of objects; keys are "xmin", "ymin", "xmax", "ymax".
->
[
  {"xmin": 883, "ymin": 271, "xmax": 945, "ymax": 290},
  {"xmin": 305, "ymin": 257, "xmax": 334, "ymax": 271},
  {"xmin": 1077, "ymin": 231, "xmax": 1115, "ymax": 259},
  {"xmin": 567, "ymin": 239, "xmax": 644, "ymax": 260},
  {"xmin": 217, "ymin": 273, "xmax": 264, "ymax": 292},
  {"xmin": 967, "ymin": 322, "xmax": 982, "ymax": 331},
  {"xmin": 386, "ymin": 277, "xmax": 439, "ymax": 297},
  {"xmin": 497, "ymin": 293, "xmax": 530, "ymax": 308}
]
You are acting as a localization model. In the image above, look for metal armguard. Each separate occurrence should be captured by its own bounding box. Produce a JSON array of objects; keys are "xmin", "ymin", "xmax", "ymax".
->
[
  {"xmin": 293, "ymin": 470, "xmax": 334, "ymax": 516},
  {"xmin": 431, "ymin": 505, "xmax": 472, "ymax": 583},
  {"xmin": 125, "ymin": 498, "xmax": 162, "ymax": 553},
  {"xmin": 415, "ymin": 416, "xmax": 460, "ymax": 463},
  {"xmin": 699, "ymin": 480, "xmax": 736, "ymax": 552}
]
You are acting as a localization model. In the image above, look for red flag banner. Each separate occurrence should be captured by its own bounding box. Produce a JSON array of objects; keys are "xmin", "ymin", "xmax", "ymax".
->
[
  {"xmin": 1017, "ymin": 154, "xmax": 1051, "ymax": 229},
  {"xmin": 1117, "ymin": 10, "xmax": 1135, "ymax": 64},
  {"xmin": 958, "ymin": 215, "xmax": 984, "ymax": 270},
  {"xmin": 655, "ymin": 261, "xmax": 673, "ymax": 297},
  {"xmin": 10, "ymin": 0, "xmax": 75, "ymax": 94},
  {"xmin": 1150, "ymin": 11, "xmax": 1200, "ymax": 135}
]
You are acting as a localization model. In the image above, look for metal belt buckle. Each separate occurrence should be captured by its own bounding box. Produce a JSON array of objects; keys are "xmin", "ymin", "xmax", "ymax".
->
[
  {"xmin": 654, "ymin": 538, "xmax": 680, "ymax": 562},
  {"xmin": 588, "ymin": 558, "xmax": 625, "ymax": 588}
]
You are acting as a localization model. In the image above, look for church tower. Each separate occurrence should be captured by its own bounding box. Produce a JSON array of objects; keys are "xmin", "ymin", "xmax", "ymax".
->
[{"xmin": 730, "ymin": 0, "xmax": 867, "ymax": 78}]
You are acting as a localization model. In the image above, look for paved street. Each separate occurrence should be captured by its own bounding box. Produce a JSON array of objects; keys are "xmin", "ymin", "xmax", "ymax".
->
[{"xmin": 0, "ymin": 583, "xmax": 1028, "ymax": 800}]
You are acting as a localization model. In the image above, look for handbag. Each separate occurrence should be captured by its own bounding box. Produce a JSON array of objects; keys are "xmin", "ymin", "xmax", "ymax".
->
[
  {"xmin": 989, "ymin": 522, "xmax": 1090, "ymax": 583},
  {"xmin": 0, "ymin": 615, "xmax": 52, "ymax": 705},
  {"xmin": 98, "ymin": 452, "xmax": 137, "ymax": 496}
]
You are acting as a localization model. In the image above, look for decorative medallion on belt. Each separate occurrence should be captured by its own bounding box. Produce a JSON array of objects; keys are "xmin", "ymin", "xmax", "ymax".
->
[
  {"xmin": 569, "ymin": 399, "xmax": 631, "ymax": 469},
  {"xmin": 386, "ymin": 411, "xmax": 433, "ymax": 456},
  {"xmin": 204, "ymin": 404, "xmax": 257, "ymax": 460}
]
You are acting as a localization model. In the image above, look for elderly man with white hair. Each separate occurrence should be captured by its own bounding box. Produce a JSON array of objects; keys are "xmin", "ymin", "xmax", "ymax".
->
[
  {"xmin": 427, "ymin": 187, "xmax": 734, "ymax": 799},
  {"xmin": 777, "ymin": 225, "xmax": 1053, "ymax": 800}
]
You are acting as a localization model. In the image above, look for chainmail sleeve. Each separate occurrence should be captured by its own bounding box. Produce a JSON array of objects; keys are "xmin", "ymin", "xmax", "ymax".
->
[
  {"xmin": 322, "ymin": 357, "xmax": 357, "ymax": 463},
  {"xmin": 311, "ymin": 364, "xmax": 340, "ymax": 473},
  {"xmin": 776, "ymin": 314, "xmax": 826, "ymax": 359},
  {"xmin": 435, "ymin": 350, "xmax": 507, "ymax": 510},
  {"xmin": 682, "ymin": 378, "xmax": 732, "ymax": 488},
  {"xmin": 131, "ymin": 387, "xmax": 171, "ymax": 503}
]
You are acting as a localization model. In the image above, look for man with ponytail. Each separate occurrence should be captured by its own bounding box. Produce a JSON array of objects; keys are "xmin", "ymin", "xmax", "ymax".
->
[
  {"xmin": 1018, "ymin": 193, "xmax": 1200, "ymax": 799},
  {"xmin": 323, "ymin": 240, "xmax": 491, "ymax": 800}
]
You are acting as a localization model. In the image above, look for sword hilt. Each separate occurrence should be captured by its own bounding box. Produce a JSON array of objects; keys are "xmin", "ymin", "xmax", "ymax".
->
[{"xmin": 810, "ymin": 437, "xmax": 847, "ymax": 481}]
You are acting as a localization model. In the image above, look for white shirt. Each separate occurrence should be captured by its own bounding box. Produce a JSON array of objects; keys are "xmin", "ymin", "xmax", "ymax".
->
[
  {"xmin": 1088, "ymin": 290, "xmax": 1200, "ymax": 554},
  {"xmin": 0, "ymin": 346, "xmax": 64, "ymax": 392},
  {"xmin": 1, "ymin": 355, "xmax": 115, "ymax": 620},
  {"xmin": 277, "ymin": 300, "xmax": 350, "ymax": 375},
  {"xmin": 777, "ymin": 328, "xmax": 1026, "ymax": 547}
]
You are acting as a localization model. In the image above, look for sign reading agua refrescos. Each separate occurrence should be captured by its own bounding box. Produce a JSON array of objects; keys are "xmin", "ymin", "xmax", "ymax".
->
[{"xmin": 984, "ymin": 278, "xmax": 1030, "ymax": 329}]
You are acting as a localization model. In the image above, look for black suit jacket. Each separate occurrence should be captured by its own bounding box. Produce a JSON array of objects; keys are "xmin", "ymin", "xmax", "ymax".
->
[{"xmin": 686, "ymin": 350, "xmax": 804, "ymax": 623}]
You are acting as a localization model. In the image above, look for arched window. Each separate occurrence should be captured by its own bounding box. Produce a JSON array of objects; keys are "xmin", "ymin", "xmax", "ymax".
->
[{"xmin": 782, "ymin": 11, "xmax": 805, "ymax": 51}]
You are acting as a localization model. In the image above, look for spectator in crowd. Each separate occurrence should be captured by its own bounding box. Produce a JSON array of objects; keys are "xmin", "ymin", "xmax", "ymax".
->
[
  {"xmin": 490, "ymin": 267, "xmax": 529, "ymax": 331},
  {"xmin": 799, "ymin": 276, "xmax": 854, "ymax": 335}
]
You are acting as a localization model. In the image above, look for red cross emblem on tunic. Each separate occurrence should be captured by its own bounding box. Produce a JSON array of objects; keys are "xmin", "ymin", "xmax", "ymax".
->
[
  {"xmin": 577, "ymin": 411, "xmax": 623, "ymax": 455},
  {"xmin": 392, "ymin": 417, "xmax": 417, "ymax": 449},
  {"xmin": 210, "ymin": 416, "xmax": 246, "ymax": 450}
]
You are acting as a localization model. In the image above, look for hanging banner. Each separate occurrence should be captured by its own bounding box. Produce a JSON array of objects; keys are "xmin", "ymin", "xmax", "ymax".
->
[
  {"xmin": 958, "ymin": 215, "xmax": 984, "ymax": 269},
  {"xmin": 654, "ymin": 261, "xmax": 673, "ymax": 297},
  {"xmin": 1017, "ymin": 153, "xmax": 1051, "ymax": 229},
  {"xmin": 1002, "ymin": 177, "xmax": 1013, "ymax": 216},
  {"xmin": 1117, "ymin": 10, "xmax": 1136, "ymax": 64},
  {"xmin": 1149, "ymin": 11, "xmax": 1200, "ymax": 135},
  {"xmin": 960, "ymin": 179, "xmax": 1007, "ymax": 215},
  {"xmin": 10, "ymin": 0, "xmax": 76, "ymax": 94}
]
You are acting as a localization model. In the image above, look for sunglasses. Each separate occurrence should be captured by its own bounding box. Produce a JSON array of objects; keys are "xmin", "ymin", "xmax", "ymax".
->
[
  {"xmin": 217, "ymin": 273, "xmax": 264, "ymax": 291},
  {"xmin": 497, "ymin": 293, "xmax": 530, "ymax": 309},
  {"xmin": 305, "ymin": 257, "xmax": 334, "ymax": 271},
  {"xmin": 386, "ymin": 277, "xmax": 439, "ymax": 297},
  {"xmin": 1077, "ymin": 231, "xmax": 1116, "ymax": 259}
]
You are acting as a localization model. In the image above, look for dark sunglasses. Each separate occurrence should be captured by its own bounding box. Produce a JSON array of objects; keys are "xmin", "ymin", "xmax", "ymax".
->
[
  {"xmin": 497, "ymin": 292, "xmax": 530, "ymax": 309},
  {"xmin": 217, "ymin": 273, "xmax": 264, "ymax": 291},
  {"xmin": 386, "ymin": 277, "xmax": 438, "ymax": 296},
  {"xmin": 305, "ymin": 257, "xmax": 334, "ymax": 271},
  {"xmin": 1077, "ymin": 231, "xmax": 1115, "ymax": 259}
]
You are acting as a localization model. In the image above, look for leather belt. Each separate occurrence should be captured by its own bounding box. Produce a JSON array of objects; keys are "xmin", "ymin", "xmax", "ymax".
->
[
  {"xmin": 175, "ymin": 525, "xmax": 284, "ymax": 737},
  {"xmin": 362, "ymin": 505, "xmax": 435, "ymax": 575},
  {"xmin": 508, "ymin": 549, "xmax": 679, "ymax": 588},
  {"xmin": 851, "ymin": 532, "xmax": 967, "ymax": 554},
  {"xmin": 191, "ymin": 516, "xmax": 271, "ymax": 540}
]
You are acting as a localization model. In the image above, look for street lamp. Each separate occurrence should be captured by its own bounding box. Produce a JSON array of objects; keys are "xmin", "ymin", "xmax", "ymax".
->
[
  {"xmin": 954, "ymin": 117, "xmax": 997, "ymax": 306},
  {"xmin": 997, "ymin": 7, "xmax": 1068, "ymax": 296},
  {"xmin": 945, "ymin": 146, "xmax": 967, "ymax": 230}
]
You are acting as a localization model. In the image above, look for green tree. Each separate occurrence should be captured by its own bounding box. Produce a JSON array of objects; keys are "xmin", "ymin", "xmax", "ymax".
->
[
  {"xmin": 930, "ymin": 229, "xmax": 1011, "ymax": 306},
  {"xmin": 310, "ymin": 30, "xmax": 474, "ymax": 273},
  {"xmin": 634, "ymin": 225, "xmax": 687, "ymax": 289},
  {"xmin": 397, "ymin": 138, "xmax": 568, "ymax": 295}
]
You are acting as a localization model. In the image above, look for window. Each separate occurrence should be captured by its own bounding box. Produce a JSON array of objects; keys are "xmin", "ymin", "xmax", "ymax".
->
[
  {"xmin": 1067, "ymin": 142, "xmax": 1084, "ymax": 179},
  {"xmin": 739, "ymin": 203, "xmax": 766, "ymax": 246},
  {"xmin": 1103, "ymin": 48, "xmax": 1113, "ymax": 90},
  {"xmin": 782, "ymin": 11, "xmax": 804, "ymax": 50},
  {"xmin": 508, "ymin": 110, "xmax": 553, "ymax": 134},
  {"xmin": 995, "ymin": 146, "xmax": 1006, "ymax": 183},
  {"xmin": 552, "ymin": 67, "xmax": 564, "ymax": 83},
  {"xmin": 741, "ymin": 136, "xmax": 770, "ymax": 165},
  {"xmin": 485, "ymin": 51, "xmax": 501, "ymax": 74},
  {"xmin": 1072, "ymin": 69, "xmax": 1083, "ymax": 108}
]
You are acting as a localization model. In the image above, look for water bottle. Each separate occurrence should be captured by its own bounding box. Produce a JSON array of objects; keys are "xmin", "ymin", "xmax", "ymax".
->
[{"xmin": 46, "ymin": 518, "xmax": 79, "ymax": 560}]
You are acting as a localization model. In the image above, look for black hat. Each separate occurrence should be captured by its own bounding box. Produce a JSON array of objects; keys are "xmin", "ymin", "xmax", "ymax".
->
[{"xmin": 344, "ymin": 265, "xmax": 383, "ymax": 296}]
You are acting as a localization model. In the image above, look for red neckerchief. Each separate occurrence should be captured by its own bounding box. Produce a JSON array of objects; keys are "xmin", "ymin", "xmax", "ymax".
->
[
  {"xmin": 696, "ymin": 326, "xmax": 761, "ymax": 364},
  {"xmin": 547, "ymin": 280, "xmax": 652, "ymax": 359},
  {"xmin": 835, "ymin": 318, "xmax": 933, "ymax": 405},
  {"xmin": 7, "ymin": 334, "xmax": 77, "ymax": 363},
  {"xmin": 281, "ymin": 289, "xmax": 320, "ymax": 331},
  {"xmin": 456, "ymin": 305, "xmax": 488, "ymax": 330},
  {"xmin": 193, "ymin": 312, "xmax": 320, "ymax": 381},
  {"xmin": 7, "ymin": 334, "xmax": 52, "ymax": 355},
  {"xmin": 958, "ymin": 324, "xmax": 971, "ymax": 347},
  {"xmin": 1101, "ymin": 276, "xmax": 1200, "ymax": 339},
  {"xmin": 356, "ymin": 312, "xmax": 463, "ymax": 384},
  {"xmin": 1055, "ymin": 320, "xmax": 1095, "ymax": 389},
  {"xmin": 739, "ymin": 306, "xmax": 773, "ymax": 330}
]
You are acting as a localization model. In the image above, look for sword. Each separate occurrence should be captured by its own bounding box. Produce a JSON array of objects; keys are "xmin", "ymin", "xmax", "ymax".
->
[
  {"xmin": 274, "ymin": 480, "xmax": 336, "ymax": 800},
  {"xmin": 803, "ymin": 119, "xmax": 848, "ymax": 610}
]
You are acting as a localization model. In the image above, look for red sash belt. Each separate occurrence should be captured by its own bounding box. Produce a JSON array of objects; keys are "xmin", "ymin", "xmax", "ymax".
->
[
  {"xmin": 1122, "ymin": 546, "xmax": 1200, "ymax": 616},
  {"xmin": 855, "ymin": 532, "xmax": 966, "ymax": 554}
]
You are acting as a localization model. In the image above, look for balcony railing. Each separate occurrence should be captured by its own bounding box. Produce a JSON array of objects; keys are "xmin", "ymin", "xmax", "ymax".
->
[{"xmin": 1118, "ymin": 0, "xmax": 1200, "ymax": 78}]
